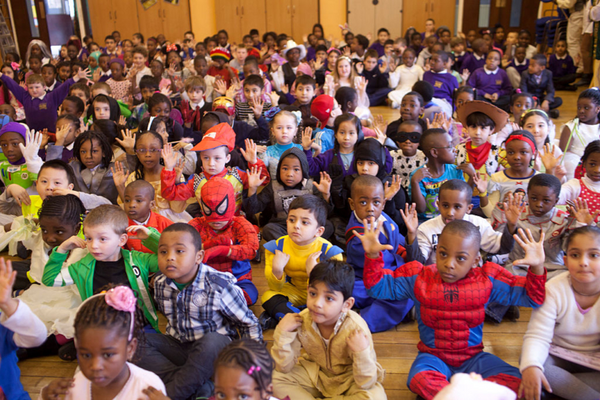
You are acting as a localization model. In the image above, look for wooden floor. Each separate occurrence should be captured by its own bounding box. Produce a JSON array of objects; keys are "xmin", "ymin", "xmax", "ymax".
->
[{"xmin": 18, "ymin": 87, "xmax": 584, "ymax": 399}]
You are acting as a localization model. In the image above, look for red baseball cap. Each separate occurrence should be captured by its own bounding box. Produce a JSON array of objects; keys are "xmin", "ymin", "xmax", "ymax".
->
[
  {"xmin": 311, "ymin": 95, "xmax": 334, "ymax": 128},
  {"xmin": 191, "ymin": 123, "xmax": 236, "ymax": 152}
]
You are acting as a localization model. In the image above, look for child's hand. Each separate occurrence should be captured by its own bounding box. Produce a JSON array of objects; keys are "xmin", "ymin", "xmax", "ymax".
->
[
  {"xmin": 54, "ymin": 124, "xmax": 70, "ymax": 146},
  {"xmin": 139, "ymin": 386, "xmax": 171, "ymax": 400},
  {"xmin": 472, "ymin": 172, "xmax": 488, "ymax": 195},
  {"xmin": 41, "ymin": 378, "xmax": 75, "ymax": 400},
  {"xmin": 214, "ymin": 78, "xmax": 227, "ymax": 96},
  {"xmin": 250, "ymin": 95, "xmax": 265, "ymax": 119},
  {"xmin": 7, "ymin": 184, "xmax": 31, "ymax": 206},
  {"xmin": 379, "ymin": 60, "xmax": 388, "ymax": 74},
  {"xmin": 411, "ymin": 167, "xmax": 432, "ymax": 184},
  {"xmin": 0, "ymin": 258, "xmax": 17, "ymax": 317},
  {"xmin": 567, "ymin": 198, "xmax": 599, "ymax": 225},
  {"xmin": 352, "ymin": 218, "xmax": 394, "ymax": 259},
  {"xmin": 127, "ymin": 225, "xmax": 151, "ymax": 240},
  {"xmin": 40, "ymin": 128, "xmax": 50, "ymax": 149},
  {"xmin": 118, "ymin": 115, "xmax": 127, "ymax": 126},
  {"xmin": 51, "ymin": 188, "xmax": 79, "ymax": 197},
  {"xmin": 513, "ymin": 228, "xmax": 545, "ymax": 275},
  {"xmin": 301, "ymin": 128, "xmax": 316, "ymax": 151},
  {"xmin": 306, "ymin": 251, "xmax": 322, "ymax": 276},
  {"xmin": 460, "ymin": 69, "xmax": 470, "ymax": 82},
  {"xmin": 541, "ymin": 143, "xmax": 561, "ymax": 173},
  {"xmin": 281, "ymin": 84, "xmax": 289, "ymax": 95},
  {"xmin": 355, "ymin": 76, "xmax": 368, "ymax": 93},
  {"xmin": 541, "ymin": 100, "xmax": 550, "ymax": 112},
  {"xmin": 400, "ymin": 203, "xmax": 419, "ymax": 238},
  {"xmin": 74, "ymin": 67, "xmax": 90, "ymax": 82},
  {"xmin": 240, "ymin": 139, "xmax": 258, "ymax": 164},
  {"xmin": 116, "ymin": 129, "xmax": 136, "ymax": 154},
  {"xmin": 384, "ymin": 175, "xmax": 401, "ymax": 201},
  {"xmin": 278, "ymin": 313, "xmax": 302, "ymax": 332},
  {"xmin": 519, "ymin": 366, "xmax": 552, "ymax": 400},
  {"xmin": 355, "ymin": 62, "xmax": 364, "ymax": 75},
  {"xmin": 162, "ymin": 143, "xmax": 178, "ymax": 171},
  {"xmin": 111, "ymin": 161, "xmax": 129, "ymax": 188},
  {"xmin": 267, "ymin": 91, "xmax": 280, "ymax": 107},
  {"xmin": 457, "ymin": 162, "xmax": 476, "ymax": 178},
  {"xmin": 272, "ymin": 249, "xmax": 290, "ymax": 280},
  {"xmin": 504, "ymin": 192, "xmax": 525, "ymax": 231},
  {"xmin": 346, "ymin": 329, "xmax": 369, "ymax": 353},
  {"xmin": 160, "ymin": 86, "xmax": 172, "ymax": 97},
  {"xmin": 19, "ymin": 129, "xmax": 43, "ymax": 173},
  {"xmin": 313, "ymin": 171, "xmax": 332, "ymax": 196},
  {"xmin": 246, "ymin": 165, "xmax": 267, "ymax": 191},
  {"xmin": 426, "ymin": 112, "xmax": 450, "ymax": 132},
  {"xmin": 57, "ymin": 235, "xmax": 86, "ymax": 254},
  {"xmin": 204, "ymin": 246, "xmax": 231, "ymax": 262}
]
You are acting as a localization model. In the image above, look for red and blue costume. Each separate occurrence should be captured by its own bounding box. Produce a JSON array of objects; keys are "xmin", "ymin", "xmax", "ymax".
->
[
  {"xmin": 363, "ymin": 254, "xmax": 546, "ymax": 400},
  {"xmin": 190, "ymin": 177, "xmax": 259, "ymax": 305}
]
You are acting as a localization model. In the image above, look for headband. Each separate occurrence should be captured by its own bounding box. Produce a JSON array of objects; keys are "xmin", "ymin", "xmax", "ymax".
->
[
  {"xmin": 338, "ymin": 55, "xmax": 352, "ymax": 63},
  {"xmin": 521, "ymin": 108, "xmax": 548, "ymax": 122},
  {"xmin": 505, "ymin": 134, "xmax": 536, "ymax": 155},
  {"xmin": 79, "ymin": 286, "xmax": 136, "ymax": 341}
]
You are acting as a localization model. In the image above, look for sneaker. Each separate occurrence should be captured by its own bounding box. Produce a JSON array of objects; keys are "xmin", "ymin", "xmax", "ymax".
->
[
  {"xmin": 549, "ymin": 109, "xmax": 560, "ymax": 119},
  {"xmin": 258, "ymin": 311, "xmax": 278, "ymax": 331}
]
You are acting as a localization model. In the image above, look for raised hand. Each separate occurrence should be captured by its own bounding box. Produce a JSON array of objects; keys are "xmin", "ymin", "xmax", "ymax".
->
[
  {"xmin": 301, "ymin": 127, "xmax": 316, "ymax": 151},
  {"xmin": 355, "ymin": 62, "xmax": 364, "ymax": 75},
  {"xmin": 246, "ymin": 165, "xmax": 267, "ymax": 192},
  {"xmin": 379, "ymin": 60, "xmax": 388, "ymax": 74},
  {"xmin": 126, "ymin": 225, "xmax": 152, "ymax": 240},
  {"xmin": 40, "ymin": 128, "xmax": 50, "ymax": 149},
  {"xmin": 352, "ymin": 218, "xmax": 394, "ymax": 258},
  {"xmin": 457, "ymin": 162, "xmax": 476, "ymax": 178},
  {"xmin": 541, "ymin": 143, "xmax": 561, "ymax": 173},
  {"xmin": 214, "ymin": 78, "xmax": 227, "ymax": 96},
  {"xmin": 427, "ymin": 112, "xmax": 450, "ymax": 131},
  {"xmin": 267, "ymin": 90, "xmax": 280, "ymax": 106},
  {"xmin": 388, "ymin": 58, "xmax": 397, "ymax": 72},
  {"xmin": 567, "ymin": 198, "xmax": 600, "ymax": 224},
  {"xmin": 54, "ymin": 124, "xmax": 70, "ymax": 147},
  {"xmin": 272, "ymin": 249, "xmax": 291, "ymax": 280},
  {"xmin": 159, "ymin": 86, "xmax": 172, "ymax": 97},
  {"xmin": 118, "ymin": 115, "xmax": 127, "ymax": 126},
  {"xmin": 384, "ymin": 175, "xmax": 402, "ymax": 201},
  {"xmin": 400, "ymin": 203, "xmax": 419, "ymax": 241},
  {"xmin": 346, "ymin": 329, "xmax": 370, "ymax": 353},
  {"xmin": 504, "ymin": 192, "xmax": 525, "ymax": 231},
  {"xmin": 111, "ymin": 161, "xmax": 129, "ymax": 188},
  {"xmin": 281, "ymin": 84, "xmax": 289, "ymax": 95},
  {"xmin": 473, "ymin": 172, "xmax": 489, "ymax": 195},
  {"xmin": 411, "ymin": 167, "xmax": 432, "ymax": 184},
  {"xmin": 512, "ymin": 228, "xmax": 545, "ymax": 274},
  {"xmin": 74, "ymin": 67, "xmax": 90, "ymax": 82},
  {"xmin": 355, "ymin": 76, "xmax": 368, "ymax": 93},
  {"xmin": 250, "ymin": 95, "xmax": 265, "ymax": 119},
  {"xmin": 240, "ymin": 139, "xmax": 258, "ymax": 164},
  {"xmin": 460, "ymin": 69, "xmax": 470, "ymax": 82},
  {"xmin": 0, "ymin": 258, "xmax": 17, "ymax": 316},
  {"xmin": 313, "ymin": 171, "xmax": 332, "ymax": 197},
  {"xmin": 57, "ymin": 235, "xmax": 87, "ymax": 254},
  {"xmin": 306, "ymin": 251, "xmax": 322, "ymax": 276},
  {"xmin": 115, "ymin": 129, "xmax": 136, "ymax": 154},
  {"xmin": 19, "ymin": 129, "xmax": 43, "ymax": 173},
  {"xmin": 162, "ymin": 143, "xmax": 178, "ymax": 171},
  {"xmin": 313, "ymin": 58, "xmax": 324, "ymax": 71}
]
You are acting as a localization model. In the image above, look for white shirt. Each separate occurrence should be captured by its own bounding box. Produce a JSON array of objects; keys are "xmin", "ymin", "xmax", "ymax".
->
[
  {"xmin": 1, "ymin": 299, "xmax": 47, "ymax": 348},
  {"xmin": 559, "ymin": 175, "xmax": 600, "ymax": 204}
]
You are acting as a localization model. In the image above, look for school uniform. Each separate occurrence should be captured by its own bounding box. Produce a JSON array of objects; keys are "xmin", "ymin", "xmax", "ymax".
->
[
  {"xmin": 520, "ymin": 69, "xmax": 562, "ymax": 111},
  {"xmin": 361, "ymin": 67, "xmax": 392, "ymax": 106},
  {"xmin": 468, "ymin": 67, "xmax": 513, "ymax": 110},
  {"xmin": 506, "ymin": 58, "xmax": 530, "ymax": 88},
  {"xmin": 548, "ymin": 54, "xmax": 577, "ymax": 90},
  {"xmin": 423, "ymin": 70, "xmax": 458, "ymax": 117},
  {"xmin": 461, "ymin": 52, "xmax": 486, "ymax": 74}
]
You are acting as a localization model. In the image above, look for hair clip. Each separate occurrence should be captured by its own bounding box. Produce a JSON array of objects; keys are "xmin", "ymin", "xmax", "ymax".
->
[
  {"xmin": 290, "ymin": 110, "xmax": 302, "ymax": 126},
  {"xmin": 248, "ymin": 366, "xmax": 261, "ymax": 375},
  {"xmin": 264, "ymin": 106, "xmax": 281, "ymax": 122},
  {"xmin": 515, "ymin": 88, "xmax": 522, "ymax": 94}
]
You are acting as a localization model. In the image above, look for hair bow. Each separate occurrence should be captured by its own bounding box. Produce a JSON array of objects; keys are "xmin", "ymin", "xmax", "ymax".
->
[
  {"xmin": 264, "ymin": 106, "xmax": 282, "ymax": 122},
  {"xmin": 166, "ymin": 44, "xmax": 178, "ymax": 52},
  {"xmin": 10, "ymin": 62, "xmax": 19, "ymax": 71}
]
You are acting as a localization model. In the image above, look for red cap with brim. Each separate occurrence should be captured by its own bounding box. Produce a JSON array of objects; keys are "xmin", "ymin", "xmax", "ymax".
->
[{"xmin": 191, "ymin": 122, "xmax": 236, "ymax": 152}]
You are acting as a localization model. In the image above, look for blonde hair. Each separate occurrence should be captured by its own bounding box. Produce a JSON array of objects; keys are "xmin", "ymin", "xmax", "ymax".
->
[
  {"xmin": 84, "ymin": 205, "xmax": 128, "ymax": 235},
  {"xmin": 26, "ymin": 74, "xmax": 45, "ymax": 86},
  {"xmin": 332, "ymin": 56, "xmax": 357, "ymax": 86},
  {"xmin": 91, "ymin": 81, "xmax": 111, "ymax": 95}
]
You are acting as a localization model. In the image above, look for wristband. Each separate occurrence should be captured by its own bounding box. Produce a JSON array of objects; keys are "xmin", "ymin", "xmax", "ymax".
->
[{"xmin": 478, "ymin": 191, "xmax": 488, "ymax": 198}]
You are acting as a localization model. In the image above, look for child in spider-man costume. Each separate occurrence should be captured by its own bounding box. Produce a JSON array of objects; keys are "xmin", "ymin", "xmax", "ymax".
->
[
  {"xmin": 356, "ymin": 218, "xmax": 547, "ymax": 400},
  {"xmin": 189, "ymin": 176, "xmax": 259, "ymax": 305}
]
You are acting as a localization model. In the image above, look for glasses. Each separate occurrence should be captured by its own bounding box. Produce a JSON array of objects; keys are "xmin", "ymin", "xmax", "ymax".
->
[{"xmin": 135, "ymin": 148, "xmax": 162, "ymax": 154}]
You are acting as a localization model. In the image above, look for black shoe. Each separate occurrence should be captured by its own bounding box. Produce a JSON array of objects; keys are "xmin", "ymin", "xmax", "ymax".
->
[
  {"xmin": 562, "ymin": 85, "xmax": 578, "ymax": 91},
  {"xmin": 258, "ymin": 311, "xmax": 278, "ymax": 331},
  {"xmin": 58, "ymin": 341, "xmax": 77, "ymax": 361},
  {"xmin": 549, "ymin": 109, "xmax": 560, "ymax": 119},
  {"xmin": 504, "ymin": 305, "xmax": 521, "ymax": 322},
  {"xmin": 573, "ymin": 74, "xmax": 592, "ymax": 86}
]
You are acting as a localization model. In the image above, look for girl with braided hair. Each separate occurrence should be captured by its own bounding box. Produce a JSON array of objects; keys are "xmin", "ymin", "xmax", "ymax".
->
[
  {"xmin": 40, "ymin": 285, "xmax": 167, "ymax": 399},
  {"xmin": 213, "ymin": 338, "xmax": 281, "ymax": 400}
]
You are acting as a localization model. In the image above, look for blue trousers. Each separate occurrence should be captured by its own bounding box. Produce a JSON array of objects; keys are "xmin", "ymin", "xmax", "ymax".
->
[{"xmin": 353, "ymin": 278, "xmax": 414, "ymax": 333}]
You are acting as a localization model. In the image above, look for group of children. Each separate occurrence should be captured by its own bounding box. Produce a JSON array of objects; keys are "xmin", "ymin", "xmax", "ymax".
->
[{"xmin": 0, "ymin": 21, "xmax": 599, "ymax": 400}]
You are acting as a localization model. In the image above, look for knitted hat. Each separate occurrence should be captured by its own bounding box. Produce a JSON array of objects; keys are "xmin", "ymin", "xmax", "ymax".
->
[
  {"xmin": 0, "ymin": 122, "xmax": 26, "ymax": 141},
  {"xmin": 191, "ymin": 122, "xmax": 235, "ymax": 152},
  {"xmin": 311, "ymin": 95, "xmax": 334, "ymax": 127},
  {"xmin": 210, "ymin": 47, "xmax": 231, "ymax": 62}
]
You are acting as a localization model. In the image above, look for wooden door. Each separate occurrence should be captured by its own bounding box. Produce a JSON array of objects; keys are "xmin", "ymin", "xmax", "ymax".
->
[
  {"xmin": 402, "ymin": 0, "xmax": 430, "ymax": 33},
  {"xmin": 347, "ymin": 0, "xmax": 376, "ymax": 41},
  {"xmin": 215, "ymin": 0, "xmax": 242, "ymax": 44},
  {"xmin": 265, "ymin": 0, "xmax": 290, "ymax": 38},
  {"xmin": 136, "ymin": 0, "xmax": 164, "ymax": 39},
  {"xmin": 163, "ymin": 0, "xmax": 191, "ymax": 42},
  {"xmin": 430, "ymin": 0, "xmax": 456, "ymax": 34},
  {"xmin": 462, "ymin": 0, "xmax": 539, "ymax": 38},
  {"xmin": 113, "ymin": 0, "xmax": 140, "ymax": 41},
  {"xmin": 374, "ymin": 0, "xmax": 403, "ymax": 39},
  {"xmin": 240, "ymin": 0, "xmax": 266, "ymax": 43},
  {"xmin": 291, "ymin": 0, "xmax": 318, "ymax": 43}
]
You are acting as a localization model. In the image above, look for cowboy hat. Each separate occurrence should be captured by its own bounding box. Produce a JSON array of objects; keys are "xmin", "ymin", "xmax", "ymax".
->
[
  {"xmin": 456, "ymin": 100, "xmax": 509, "ymax": 133},
  {"xmin": 282, "ymin": 40, "xmax": 307, "ymax": 60}
]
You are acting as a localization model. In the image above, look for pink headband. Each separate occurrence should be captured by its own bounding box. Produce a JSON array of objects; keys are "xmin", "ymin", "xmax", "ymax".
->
[{"xmin": 80, "ymin": 286, "xmax": 137, "ymax": 341}]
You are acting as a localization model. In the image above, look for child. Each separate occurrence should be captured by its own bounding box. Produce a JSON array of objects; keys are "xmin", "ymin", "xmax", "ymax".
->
[
  {"xmin": 0, "ymin": 123, "xmax": 42, "ymax": 190},
  {"xmin": 480, "ymin": 130, "xmax": 539, "ymax": 230},
  {"xmin": 519, "ymin": 226, "xmax": 600, "ymax": 400},
  {"xmin": 149, "ymin": 59, "xmax": 171, "ymax": 92},
  {"xmin": 160, "ymin": 123, "xmax": 269, "ymax": 216},
  {"xmin": 461, "ymin": 38, "xmax": 489, "ymax": 75},
  {"xmin": 129, "ymin": 46, "xmax": 151, "ymax": 100},
  {"xmin": 468, "ymin": 50, "xmax": 513, "ymax": 110},
  {"xmin": 416, "ymin": 179, "xmax": 517, "ymax": 265},
  {"xmin": 208, "ymin": 47, "xmax": 233, "ymax": 84},
  {"xmin": 520, "ymin": 54, "xmax": 562, "ymax": 118},
  {"xmin": 188, "ymin": 177, "xmax": 259, "ymax": 305},
  {"xmin": 289, "ymin": 74, "xmax": 316, "ymax": 129},
  {"xmin": 235, "ymin": 74, "xmax": 272, "ymax": 126},
  {"xmin": 245, "ymin": 147, "xmax": 333, "ymax": 242},
  {"xmin": 68, "ymin": 82, "xmax": 91, "ymax": 110},
  {"xmin": 147, "ymin": 93, "xmax": 184, "ymax": 140},
  {"xmin": 260, "ymin": 195, "xmax": 343, "ymax": 328},
  {"xmin": 96, "ymin": 54, "xmax": 112, "ymax": 82},
  {"xmin": 193, "ymin": 55, "xmax": 215, "ymax": 102},
  {"xmin": 423, "ymin": 51, "xmax": 458, "ymax": 117},
  {"xmin": 520, "ymin": 109, "xmax": 563, "ymax": 176},
  {"xmin": 43, "ymin": 114, "xmax": 81, "ymax": 163},
  {"xmin": 106, "ymin": 58, "xmax": 132, "ymax": 105},
  {"xmin": 344, "ymin": 175, "xmax": 414, "ymax": 332},
  {"xmin": 450, "ymin": 37, "xmax": 466, "ymax": 72},
  {"xmin": 517, "ymin": 29, "xmax": 537, "ymax": 59},
  {"xmin": 0, "ymin": 67, "xmax": 88, "ymax": 132},
  {"xmin": 388, "ymin": 48, "xmax": 424, "ymax": 109},
  {"xmin": 559, "ymin": 89, "xmax": 600, "ymax": 180},
  {"xmin": 559, "ymin": 141, "xmax": 600, "ymax": 221},
  {"xmin": 386, "ymin": 91, "xmax": 427, "ymax": 136},
  {"xmin": 548, "ymin": 39, "xmax": 577, "ymax": 91},
  {"xmin": 0, "ymin": 258, "xmax": 47, "ymax": 399},
  {"xmin": 409, "ymin": 128, "xmax": 465, "ymax": 221},
  {"xmin": 416, "ymin": 35, "xmax": 439, "ymax": 68},
  {"xmin": 505, "ymin": 45, "xmax": 529, "ymax": 89},
  {"xmin": 261, "ymin": 108, "xmax": 303, "ymax": 178},
  {"xmin": 271, "ymin": 260, "xmax": 386, "ymax": 399},
  {"xmin": 358, "ymin": 219, "xmax": 547, "ymax": 399},
  {"xmin": 123, "ymin": 180, "xmax": 173, "ymax": 253},
  {"xmin": 129, "ymin": 76, "xmax": 159, "ymax": 129},
  {"xmin": 360, "ymin": 49, "xmax": 391, "ymax": 107},
  {"xmin": 214, "ymin": 338, "xmax": 279, "ymax": 400},
  {"xmin": 370, "ymin": 27, "xmax": 390, "ymax": 57},
  {"xmin": 42, "ymin": 63, "xmax": 59, "ymax": 92},
  {"xmin": 137, "ymin": 223, "xmax": 261, "ymax": 400},
  {"xmin": 60, "ymin": 95, "xmax": 85, "ymax": 119},
  {"xmin": 40, "ymin": 286, "xmax": 167, "ymax": 399},
  {"xmin": 390, "ymin": 120, "xmax": 428, "ymax": 190},
  {"xmin": 310, "ymin": 94, "xmax": 342, "ymax": 154},
  {"xmin": 179, "ymin": 75, "xmax": 211, "ymax": 134}
]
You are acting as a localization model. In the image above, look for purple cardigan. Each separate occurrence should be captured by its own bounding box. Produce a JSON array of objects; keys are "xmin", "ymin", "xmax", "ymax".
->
[{"xmin": 305, "ymin": 147, "xmax": 393, "ymax": 178}]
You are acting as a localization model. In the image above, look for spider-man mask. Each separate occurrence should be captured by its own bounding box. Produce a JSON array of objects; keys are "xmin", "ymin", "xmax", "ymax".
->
[{"xmin": 200, "ymin": 177, "xmax": 235, "ymax": 224}]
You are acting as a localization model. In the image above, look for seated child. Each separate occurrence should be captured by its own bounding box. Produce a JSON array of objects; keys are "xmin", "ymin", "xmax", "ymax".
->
[
  {"xmin": 360, "ymin": 49, "xmax": 392, "ymax": 107},
  {"xmin": 520, "ymin": 109, "xmax": 563, "ymax": 177},
  {"xmin": 0, "ymin": 66, "xmax": 87, "ymax": 132},
  {"xmin": 41, "ymin": 205, "xmax": 162, "ymax": 333},
  {"xmin": 386, "ymin": 91, "xmax": 428, "ymax": 136},
  {"xmin": 137, "ymin": 223, "xmax": 261, "ymax": 400},
  {"xmin": 423, "ymin": 51, "xmax": 459, "ymax": 117},
  {"xmin": 235, "ymin": 74, "xmax": 272, "ymax": 127},
  {"xmin": 468, "ymin": 50, "xmax": 512, "ymax": 111},
  {"xmin": 59, "ymin": 95, "xmax": 85, "ymax": 119},
  {"xmin": 260, "ymin": 195, "xmax": 343, "ymax": 328},
  {"xmin": 559, "ymin": 141, "xmax": 600, "ymax": 221},
  {"xmin": 359, "ymin": 219, "xmax": 547, "ymax": 399},
  {"xmin": 42, "ymin": 63, "xmax": 59, "ymax": 92},
  {"xmin": 520, "ymin": 226, "xmax": 600, "ymax": 400},
  {"xmin": 123, "ymin": 180, "xmax": 173, "ymax": 253},
  {"xmin": 0, "ymin": 258, "xmax": 47, "ymax": 399},
  {"xmin": 261, "ymin": 108, "xmax": 304, "ymax": 177},
  {"xmin": 288, "ymin": 74, "xmax": 316, "ymax": 129},
  {"xmin": 129, "ymin": 76, "xmax": 159, "ymax": 129},
  {"xmin": 389, "ymin": 120, "xmax": 427, "ymax": 190},
  {"xmin": 244, "ymin": 147, "xmax": 332, "ymax": 242},
  {"xmin": 310, "ymin": 94, "xmax": 342, "ymax": 154},
  {"xmin": 190, "ymin": 178, "xmax": 259, "ymax": 305},
  {"xmin": 520, "ymin": 54, "xmax": 562, "ymax": 118},
  {"xmin": 44, "ymin": 114, "xmax": 81, "ymax": 163},
  {"xmin": 388, "ymin": 48, "xmax": 423, "ymax": 109},
  {"xmin": 461, "ymin": 38, "xmax": 489, "ymax": 75},
  {"xmin": 271, "ymin": 260, "xmax": 386, "ymax": 399},
  {"xmin": 106, "ymin": 58, "xmax": 132, "ymax": 105},
  {"xmin": 548, "ymin": 39, "xmax": 577, "ymax": 91},
  {"xmin": 345, "ymin": 175, "xmax": 413, "ymax": 332},
  {"xmin": 40, "ymin": 286, "xmax": 167, "ymax": 399},
  {"xmin": 416, "ymin": 179, "xmax": 517, "ymax": 265},
  {"xmin": 505, "ymin": 45, "xmax": 529, "ymax": 89},
  {"xmin": 409, "ymin": 128, "xmax": 465, "ymax": 221},
  {"xmin": 179, "ymin": 75, "xmax": 212, "ymax": 135}
]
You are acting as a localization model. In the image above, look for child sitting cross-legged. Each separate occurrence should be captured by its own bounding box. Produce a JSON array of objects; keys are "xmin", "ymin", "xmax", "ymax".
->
[
  {"xmin": 357, "ymin": 219, "xmax": 548, "ymax": 399},
  {"xmin": 345, "ymin": 175, "xmax": 414, "ymax": 333},
  {"xmin": 260, "ymin": 195, "xmax": 343, "ymax": 330},
  {"xmin": 137, "ymin": 223, "xmax": 261, "ymax": 400},
  {"xmin": 270, "ymin": 260, "xmax": 386, "ymax": 400}
]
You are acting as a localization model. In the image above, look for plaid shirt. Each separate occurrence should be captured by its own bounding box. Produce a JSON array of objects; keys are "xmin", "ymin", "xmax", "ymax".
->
[{"xmin": 154, "ymin": 264, "xmax": 262, "ymax": 343}]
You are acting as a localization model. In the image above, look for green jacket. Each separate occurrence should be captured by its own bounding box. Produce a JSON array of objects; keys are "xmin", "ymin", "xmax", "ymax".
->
[{"xmin": 41, "ymin": 229, "xmax": 161, "ymax": 331}]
